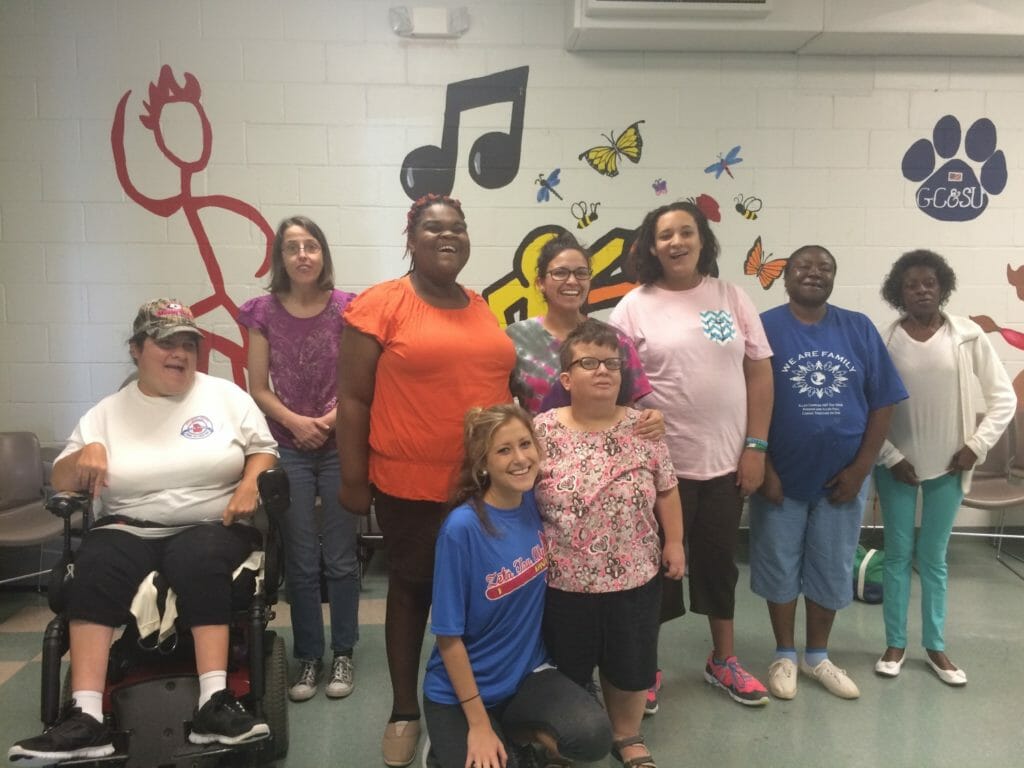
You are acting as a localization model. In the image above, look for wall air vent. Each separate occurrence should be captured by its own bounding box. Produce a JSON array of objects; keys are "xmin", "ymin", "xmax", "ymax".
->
[
  {"xmin": 566, "ymin": 0, "xmax": 814, "ymax": 53},
  {"xmin": 568, "ymin": 0, "xmax": 1024, "ymax": 57},
  {"xmin": 583, "ymin": 0, "xmax": 772, "ymax": 19}
]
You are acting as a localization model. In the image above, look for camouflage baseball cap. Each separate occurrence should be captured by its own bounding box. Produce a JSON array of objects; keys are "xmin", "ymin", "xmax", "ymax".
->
[{"xmin": 132, "ymin": 298, "xmax": 202, "ymax": 340}]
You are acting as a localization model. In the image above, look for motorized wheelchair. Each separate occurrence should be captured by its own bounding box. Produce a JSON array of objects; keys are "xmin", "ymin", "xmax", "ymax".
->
[{"xmin": 33, "ymin": 468, "xmax": 291, "ymax": 768}]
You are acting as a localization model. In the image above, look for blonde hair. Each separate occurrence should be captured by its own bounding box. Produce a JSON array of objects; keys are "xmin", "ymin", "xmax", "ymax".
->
[{"xmin": 449, "ymin": 404, "xmax": 539, "ymax": 536}]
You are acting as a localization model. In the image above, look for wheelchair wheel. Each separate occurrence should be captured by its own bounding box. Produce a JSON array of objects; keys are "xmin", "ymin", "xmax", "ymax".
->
[{"xmin": 262, "ymin": 633, "xmax": 289, "ymax": 763}]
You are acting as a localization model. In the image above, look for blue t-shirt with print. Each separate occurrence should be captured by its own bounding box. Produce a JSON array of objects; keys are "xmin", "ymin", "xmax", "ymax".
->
[
  {"xmin": 423, "ymin": 490, "xmax": 549, "ymax": 706},
  {"xmin": 760, "ymin": 304, "xmax": 907, "ymax": 502}
]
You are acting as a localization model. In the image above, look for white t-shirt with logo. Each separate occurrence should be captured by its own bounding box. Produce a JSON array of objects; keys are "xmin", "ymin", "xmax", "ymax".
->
[{"xmin": 56, "ymin": 372, "xmax": 278, "ymax": 536}]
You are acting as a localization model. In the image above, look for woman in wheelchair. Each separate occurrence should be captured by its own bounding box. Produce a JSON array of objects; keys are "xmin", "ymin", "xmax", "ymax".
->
[{"xmin": 8, "ymin": 298, "xmax": 279, "ymax": 766}]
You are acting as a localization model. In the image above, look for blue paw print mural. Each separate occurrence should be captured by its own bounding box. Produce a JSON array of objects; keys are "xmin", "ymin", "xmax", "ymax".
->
[{"xmin": 902, "ymin": 115, "xmax": 1007, "ymax": 222}]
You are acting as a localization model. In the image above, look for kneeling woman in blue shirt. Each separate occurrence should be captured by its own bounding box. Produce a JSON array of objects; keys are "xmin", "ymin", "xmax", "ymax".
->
[{"xmin": 422, "ymin": 405, "xmax": 611, "ymax": 768}]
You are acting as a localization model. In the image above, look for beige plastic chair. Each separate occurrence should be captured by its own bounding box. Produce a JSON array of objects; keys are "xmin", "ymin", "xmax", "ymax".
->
[
  {"xmin": 0, "ymin": 432, "xmax": 79, "ymax": 586},
  {"xmin": 959, "ymin": 417, "xmax": 1024, "ymax": 580}
]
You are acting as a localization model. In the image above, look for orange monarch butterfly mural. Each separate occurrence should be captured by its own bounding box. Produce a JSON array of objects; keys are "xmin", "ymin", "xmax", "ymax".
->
[
  {"xmin": 743, "ymin": 236, "xmax": 787, "ymax": 291},
  {"xmin": 578, "ymin": 121, "xmax": 645, "ymax": 178}
]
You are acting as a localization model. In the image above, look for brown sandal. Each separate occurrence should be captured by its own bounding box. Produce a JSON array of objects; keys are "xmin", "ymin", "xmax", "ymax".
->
[{"xmin": 611, "ymin": 735, "xmax": 657, "ymax": 768}]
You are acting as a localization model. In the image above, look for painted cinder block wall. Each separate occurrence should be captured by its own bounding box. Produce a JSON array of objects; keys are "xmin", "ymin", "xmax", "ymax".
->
[{"xmin": 2, "ymin": 1, "xmax": 1023, "ymax": 515}]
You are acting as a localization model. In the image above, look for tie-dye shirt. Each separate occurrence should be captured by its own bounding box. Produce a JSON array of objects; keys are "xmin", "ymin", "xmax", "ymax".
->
[{"xmin": 506, "ymin": 317, "xmax": 652, "ymax": 414}]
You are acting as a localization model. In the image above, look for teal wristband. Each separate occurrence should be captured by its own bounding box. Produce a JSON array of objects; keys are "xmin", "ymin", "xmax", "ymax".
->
[{"xmin": 744, "ymin": 437, "xmax": 768, "ymax": 452}]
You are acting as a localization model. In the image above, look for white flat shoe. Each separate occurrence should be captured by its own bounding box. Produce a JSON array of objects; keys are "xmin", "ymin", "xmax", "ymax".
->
[
  {"xmin": 926, "ymin": 657, "xmax": 967, "ymax": 686},
  {"xmin": 875, "ymin": 651, "xmax": 906, "ymax": 678}
]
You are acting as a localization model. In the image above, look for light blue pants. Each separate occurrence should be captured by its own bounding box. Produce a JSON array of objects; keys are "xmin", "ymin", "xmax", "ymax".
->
[
  {"xmin": 748, "ymin": 481, "xmax": 869, "ymax": 611},
  {"xmin": 278, "ymin": 447, "xmax": 360, "ymax": 661},
  {"xmin": 873, "ymin": 466, "xmax": 963, "ymax": 651}
]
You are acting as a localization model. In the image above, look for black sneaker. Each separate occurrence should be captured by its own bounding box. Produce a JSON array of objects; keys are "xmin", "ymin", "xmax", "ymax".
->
[
  {"xmin": 8, "ymin": 706, "xmax": 114, "ymax": 765},
  {"xmin": 188, "ymin": 690, "xmax": 270, "ymax": 746}
]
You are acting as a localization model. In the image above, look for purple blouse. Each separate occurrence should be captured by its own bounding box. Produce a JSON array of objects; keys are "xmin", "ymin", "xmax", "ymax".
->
[{"xmin": 237, "ymin": 289, "xmax": 355, "ymax": 450}]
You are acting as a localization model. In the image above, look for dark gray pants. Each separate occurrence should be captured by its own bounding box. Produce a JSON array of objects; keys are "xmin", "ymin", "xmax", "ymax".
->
[{"xmin": 423, "ymin": 668, "xmax": 611, "ymax": 768}]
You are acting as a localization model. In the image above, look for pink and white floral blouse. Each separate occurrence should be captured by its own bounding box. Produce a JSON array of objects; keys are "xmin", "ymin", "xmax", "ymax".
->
[{"xmin": 534, "ymin": 408, "xmax": 676, "ymax": 593}]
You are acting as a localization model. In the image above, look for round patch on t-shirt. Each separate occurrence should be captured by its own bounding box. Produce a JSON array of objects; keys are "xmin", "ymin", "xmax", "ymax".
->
[{"xmin": 180, "ymin": 415, "xmax": 215, "ymax": 439}]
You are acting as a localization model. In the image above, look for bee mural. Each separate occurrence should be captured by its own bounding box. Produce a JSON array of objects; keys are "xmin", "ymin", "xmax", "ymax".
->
[
  {"xmin": 734, "ymin": 194, "xmax": 763, "ymax": 220},
  {"xmin": 571, "ymin": 201, "xmax": 601, "ymax": 229}
]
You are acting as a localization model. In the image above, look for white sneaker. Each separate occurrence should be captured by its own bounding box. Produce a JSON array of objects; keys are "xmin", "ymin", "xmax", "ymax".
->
[
  {"xmin": 288, "ymin": 659, "xmax": 322, "ymax": 702},
  {"xmin": 326, "ymin": 655, "xmax": 354, "ymax": 698},
  {"xmin": 799, "ymin": 658, "xmax": 860, "ymax": 699},
  {"xmin": 767, "ymin": 658, "xmax": 797, "ymax": 699}
]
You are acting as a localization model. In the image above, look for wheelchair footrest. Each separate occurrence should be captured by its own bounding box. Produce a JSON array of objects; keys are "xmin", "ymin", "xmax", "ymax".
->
[{"xmin": 111, "ymin": 675, "xmax": 200, "ymax": 768}]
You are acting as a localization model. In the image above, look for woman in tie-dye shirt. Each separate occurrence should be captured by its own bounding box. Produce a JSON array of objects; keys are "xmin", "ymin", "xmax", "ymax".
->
[{"xmin": 505, "ymin": 232, "xmax": 652, "ymax": 414}]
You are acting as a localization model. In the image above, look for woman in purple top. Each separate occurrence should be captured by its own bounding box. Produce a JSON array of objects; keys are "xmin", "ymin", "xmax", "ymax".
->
[{"xmin": 239, "ymin": 216, "xmax": 359, "ymax": 704}]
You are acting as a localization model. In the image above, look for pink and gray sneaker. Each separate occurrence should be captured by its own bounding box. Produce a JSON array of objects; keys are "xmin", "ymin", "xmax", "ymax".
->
[
  {"xmin": 704, "ymin": 653, "xmax": 769, "ymax": 706},
  {"xmin": 643, "ymin": 669, "xmax": 663, "ymax": 716}
]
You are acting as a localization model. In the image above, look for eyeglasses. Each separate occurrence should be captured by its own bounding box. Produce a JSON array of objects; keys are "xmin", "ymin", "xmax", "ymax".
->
[
  {"xmin": 547, "ymin": 267, "xmax": 592, "ymax": 282},
  {"xmin": 283, "ymin": 240, "xmax": 322, "ymax": 257},
  {"xmin": 569, "ymin": 356, "xmax": 623, "ymax": 371}
]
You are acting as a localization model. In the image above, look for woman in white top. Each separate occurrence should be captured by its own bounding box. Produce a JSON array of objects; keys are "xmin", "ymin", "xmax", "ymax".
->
[
  {"xmin": 874, "ymin": 250, "xmax": 1015, "ymax": 686},
  {"xmin": 8, "ymin": 299, "xmax": 279, "ymax": 765}
]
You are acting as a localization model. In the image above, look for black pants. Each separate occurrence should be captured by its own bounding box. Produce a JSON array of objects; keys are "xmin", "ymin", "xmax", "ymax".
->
[
  {"xmin": 423, "ymin": 668, "xmax": 611, "ymax": 768},
  {"xmin": 68, "ymin": 524, "xmax": 258, "ymax": 628}
]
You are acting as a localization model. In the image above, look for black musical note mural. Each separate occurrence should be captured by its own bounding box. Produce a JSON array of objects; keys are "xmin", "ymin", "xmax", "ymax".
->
[{"xmin": 400, "ymin": 66, "xmax": 529, "ymax": 199}]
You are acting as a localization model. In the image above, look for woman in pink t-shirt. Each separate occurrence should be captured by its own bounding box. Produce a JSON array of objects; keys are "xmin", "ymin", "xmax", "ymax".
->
[{"xmin": 609, "ymin": 200, "xmax": 774, "ymax": 707}]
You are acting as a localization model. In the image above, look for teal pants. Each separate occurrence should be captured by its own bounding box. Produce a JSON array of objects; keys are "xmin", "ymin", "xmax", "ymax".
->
[{"xmin": 873, "ymin": 467, "xmax": 963, "ymax": 651}]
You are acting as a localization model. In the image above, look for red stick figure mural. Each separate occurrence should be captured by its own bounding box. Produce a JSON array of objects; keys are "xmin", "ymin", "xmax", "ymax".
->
[
  {"xmin": 111, "ymin": 65, "xmax": 273, "ymax": 387},
  {"xmin": 972, "ymin": 264, "xmax": 1024, "ymax": 403}
]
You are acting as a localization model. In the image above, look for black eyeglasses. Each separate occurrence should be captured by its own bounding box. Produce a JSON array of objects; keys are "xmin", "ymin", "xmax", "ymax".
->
[
  {"xmin": 569, "ymin": 357, "xmax": 623, "ymax": 371},
  {"xmin": 547, "ymin": 267, "xmax": 592, "ymax": 282}
]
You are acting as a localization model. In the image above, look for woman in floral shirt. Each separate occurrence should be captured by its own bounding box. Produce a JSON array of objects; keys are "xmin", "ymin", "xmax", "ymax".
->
[{"xmin": 534, "ymin": 319, "xmax": 684, "ymax": 768}]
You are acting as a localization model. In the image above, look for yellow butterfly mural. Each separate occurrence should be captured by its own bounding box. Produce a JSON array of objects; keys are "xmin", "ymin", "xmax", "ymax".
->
[{"xmin": 578, "ymin": 120, "xmax": 645, "ymax": 177}]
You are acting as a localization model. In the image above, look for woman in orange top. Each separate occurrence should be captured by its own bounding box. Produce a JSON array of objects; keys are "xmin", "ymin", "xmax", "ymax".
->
[{"xmin": 337, "ymin": 194, "xmax": 515, "ymax": 768}]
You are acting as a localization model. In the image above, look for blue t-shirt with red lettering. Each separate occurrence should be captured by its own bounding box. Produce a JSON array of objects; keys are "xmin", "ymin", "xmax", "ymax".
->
[
  {"xmin": 760, "ymin": 304, "xmax": 907, "ymax": 502},
  {"xmin": 423, "ymin": 491, "xmax": 549, "ymax": 706}
]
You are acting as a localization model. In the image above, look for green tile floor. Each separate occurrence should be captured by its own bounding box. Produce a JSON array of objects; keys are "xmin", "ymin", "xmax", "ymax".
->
[{"xmin": 1, "ymin": 536, "xmax": 1021, "ymax": 768}]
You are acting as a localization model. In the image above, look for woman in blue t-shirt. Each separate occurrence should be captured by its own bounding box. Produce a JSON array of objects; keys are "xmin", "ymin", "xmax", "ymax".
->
[{"xmin": 422, "ymin": 405, "xmax": 610, "ymax": 768}]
